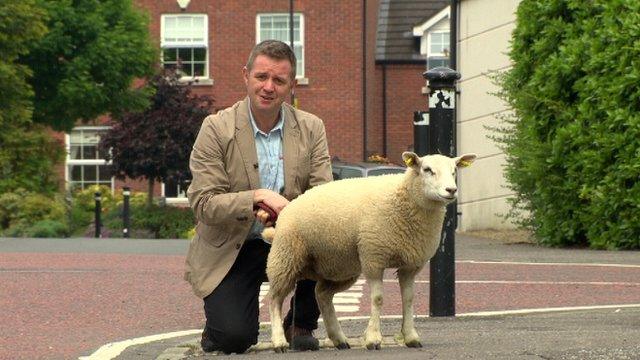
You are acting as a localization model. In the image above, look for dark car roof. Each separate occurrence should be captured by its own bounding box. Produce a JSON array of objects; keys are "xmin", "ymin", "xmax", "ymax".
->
[{"xmin": 332, "ymin": 161, "xmax": 404, "ymax": 170}]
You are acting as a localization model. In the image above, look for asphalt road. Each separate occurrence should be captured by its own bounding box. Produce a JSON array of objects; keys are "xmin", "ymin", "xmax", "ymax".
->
[{"xmin": 1, "ymin": 235, "xmax": 638, "ymax": 360}]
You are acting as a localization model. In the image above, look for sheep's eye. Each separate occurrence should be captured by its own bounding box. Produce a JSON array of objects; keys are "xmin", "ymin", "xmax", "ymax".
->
[{"xmin": 423, "ymin": 167, "xmax": 434, "ymax": 175}]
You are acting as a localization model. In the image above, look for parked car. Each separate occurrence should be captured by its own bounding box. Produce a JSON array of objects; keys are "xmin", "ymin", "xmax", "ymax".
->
[{"xmin": 331, "ymin": 160, "xmax": 405, "ymax": 180}]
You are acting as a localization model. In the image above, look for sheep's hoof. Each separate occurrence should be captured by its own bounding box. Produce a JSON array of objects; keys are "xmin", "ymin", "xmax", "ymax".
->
[
  {"xmin": 335, "ymin": 342, "xmax": 350, "ymax": 350},
  {"xmin": 365, "ymin": 342, "xmax": 381, "ymax": 350},
  {"xmin": 272, "ymin": 341, "xmax": 289, "ymax": 353},
  {"xmin": 405, "ymin": 339, "xmax": 423, "ymax": 348},
  {"xmin": 273, "ymin": 346, "xmax": 288, "ymax": 353}
]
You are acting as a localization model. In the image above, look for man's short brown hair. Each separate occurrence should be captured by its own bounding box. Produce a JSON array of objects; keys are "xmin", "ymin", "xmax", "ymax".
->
[{"xmin": 246, "ymin": 40, "xmax": 297, "ymax": 80}]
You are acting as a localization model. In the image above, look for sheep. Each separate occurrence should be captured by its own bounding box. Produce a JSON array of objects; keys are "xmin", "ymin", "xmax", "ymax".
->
[{"xmin": 262, "ymin": 151, "xmax": 476, "ymax": 352}]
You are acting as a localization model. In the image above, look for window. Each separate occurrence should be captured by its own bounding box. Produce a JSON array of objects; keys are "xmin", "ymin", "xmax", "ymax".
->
[
  {"xmin": 161, "ymin": 14, "xmax": 208, "ymax": 78},
  {"xmin": 257, "ymin": 13, "xmax": 304, "ymax": 79},
  {"xmin": 427, "ymin": 30, "xmax": 450, "ymax": 70},
  {"xmin": 162, "ymin": 177, "xmax": 190, "ymax": 204},
  {"xmin": 66, "ymin": 127, "xmax": 113, "ymax": 191}
]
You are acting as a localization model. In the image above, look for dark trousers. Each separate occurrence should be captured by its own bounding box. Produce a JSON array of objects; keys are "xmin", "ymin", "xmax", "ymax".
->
[{"xmin": 203, "ymin": 239, "xmax": 320, "ymax": 354}]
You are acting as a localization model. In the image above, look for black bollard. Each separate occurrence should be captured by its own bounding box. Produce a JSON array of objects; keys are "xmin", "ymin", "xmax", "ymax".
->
[
  {"xmin": 122, "ymin": 187, "xmax": 131, "ymax": 238},
  {"xmin": 424, "ymin": 66, "xmax": 460, "ymax": 317},
  {"xmin": 94, "ymin": 191, "xmax": 102, "ymax": 238}
]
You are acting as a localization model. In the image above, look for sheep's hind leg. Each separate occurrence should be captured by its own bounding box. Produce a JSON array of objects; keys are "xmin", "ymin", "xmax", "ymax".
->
[
  {"xmin": 315, "ymin": 278, "xmax": 357, "ymax": 349},
  {"xmin": 268, "ymin": 279, "xmax": 296, "ymax": 352},
  {"xmin": 398, "ymin": 268, "xmax": 422, "ymax": 348},
  {"xmin": 364, "ymin": 273, "xmax": 384, "ymax": 350}
]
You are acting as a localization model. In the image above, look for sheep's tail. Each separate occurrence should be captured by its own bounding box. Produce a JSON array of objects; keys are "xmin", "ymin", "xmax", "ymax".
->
[{"xmin": 261, "ymin": 227, "xmax": 276, "ymax": 244}]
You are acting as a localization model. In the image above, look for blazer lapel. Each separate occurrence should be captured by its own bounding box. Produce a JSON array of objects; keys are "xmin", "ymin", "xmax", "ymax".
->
[
  {"xmin": 235, "ymin": 98, "xmax": 260, "ymax": 190},
  {"xmin": 282, "ymin": 104, "xmax": 300, "ymax": 198}
]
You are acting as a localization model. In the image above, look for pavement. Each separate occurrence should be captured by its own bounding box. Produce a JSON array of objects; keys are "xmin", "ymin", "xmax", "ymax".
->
[{"xmin": 75, "ymin": 232, "xmax": 640, "ymax": 360}]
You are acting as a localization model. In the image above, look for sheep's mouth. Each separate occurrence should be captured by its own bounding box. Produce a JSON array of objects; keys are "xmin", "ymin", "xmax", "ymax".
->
[{"xmin": 439, "ymin": 195, "xmax": 456, "ymax": 201}]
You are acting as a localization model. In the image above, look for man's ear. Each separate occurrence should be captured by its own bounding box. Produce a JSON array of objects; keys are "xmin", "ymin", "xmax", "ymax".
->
[
  {"xmin": 242, "ymin": 66, "xmax": 249, "ymax": 85},
  {"xmin": 402, "ymin": 152, "xmax": 421, "ymax": 171},
  {"xmin": 456, "ymin": 153, "xmax": 477, "ymax": 168}
]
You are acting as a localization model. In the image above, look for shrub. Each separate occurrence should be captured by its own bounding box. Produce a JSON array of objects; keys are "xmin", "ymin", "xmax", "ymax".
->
[
  {"xmin": 68, "ymin": 185, "xmax": 123, "ymax": 235},
  {"xmin": 0, "ymin": 190, "xmax": 68, "ymax": 237},
  {"xmin": 129, "ymin": 203, "xmax": 194, "ymax": 239},
  {"xmin": 24, "ymin": 220, "xmax": 69, "ymax": 238},
  {"xmin": 497, "ymin": 0, "xmax": 640, "ymax": 249}
]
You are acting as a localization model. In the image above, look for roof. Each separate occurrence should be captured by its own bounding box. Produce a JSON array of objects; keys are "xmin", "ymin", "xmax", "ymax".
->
[{"xmin": 376, "ymin": 0, "xmax": 450, "ymax": 63}]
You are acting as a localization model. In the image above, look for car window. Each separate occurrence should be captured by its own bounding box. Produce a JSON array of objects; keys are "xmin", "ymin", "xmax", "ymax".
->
[
  {"xmin": 367, "ymin": 168, "xmax": 405, "ymax": 177},
  {"xmin": 340, "ymin": 168, "xmax": 364, "ymax": 179}
]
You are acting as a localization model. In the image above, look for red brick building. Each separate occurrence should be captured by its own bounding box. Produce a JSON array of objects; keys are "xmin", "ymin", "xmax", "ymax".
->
[{"xmin": 57, "ymin": 0, "xmax": 449, "ymax": 201}]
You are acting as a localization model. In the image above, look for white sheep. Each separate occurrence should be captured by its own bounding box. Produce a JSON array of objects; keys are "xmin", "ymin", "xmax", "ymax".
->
[{"xmin": 262, "ymin": 151, "xmax": 476, "ymax": 352}]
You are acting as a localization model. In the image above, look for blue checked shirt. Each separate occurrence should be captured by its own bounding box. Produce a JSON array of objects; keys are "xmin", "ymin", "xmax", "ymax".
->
[{"xmin": 247, "ymin": 100, "xmax": 285, "ymax": 240}]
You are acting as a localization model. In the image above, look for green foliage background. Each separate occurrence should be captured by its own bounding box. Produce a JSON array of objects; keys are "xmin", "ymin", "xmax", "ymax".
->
[
  {"xmin": 23, "ymin": 0, "xmax": 157, "ymax": 132},
  {"xmin": 0, "ymin": 0, "xmax": 64, "ymax": 194},
  {"xmin": 498, "ymin": 0, "xmax": 640, "ymax": 249}
]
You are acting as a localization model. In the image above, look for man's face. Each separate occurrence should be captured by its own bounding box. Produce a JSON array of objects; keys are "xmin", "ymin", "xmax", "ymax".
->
[{"xmin": 243, "ymin": 55, "xmax": 296, "ymax": 118}]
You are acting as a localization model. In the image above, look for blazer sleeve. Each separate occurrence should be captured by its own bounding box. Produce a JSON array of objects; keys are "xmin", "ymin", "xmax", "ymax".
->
[
  {"xmin": 187, "ymin": 115, "xmax": 254, "ymax": 228},
  {"xmin": 308, "ymin": 119, "xmax": 333, "ymax": 189}
]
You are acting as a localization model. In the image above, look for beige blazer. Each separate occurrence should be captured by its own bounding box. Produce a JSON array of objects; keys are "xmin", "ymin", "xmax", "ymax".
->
[{"xmin": 184, "ymin": 97, "xmax": 333, "ymax": 298}]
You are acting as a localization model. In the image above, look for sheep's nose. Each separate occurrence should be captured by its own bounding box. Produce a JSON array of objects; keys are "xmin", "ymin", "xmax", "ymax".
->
[{"xmin": 446, "ymin": 187, "xmax": 457, "ymax": 195}]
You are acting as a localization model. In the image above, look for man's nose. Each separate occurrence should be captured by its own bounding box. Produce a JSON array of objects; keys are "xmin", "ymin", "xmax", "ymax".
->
[{"xmin": 263, "ymin": 78, "xmax": 275, "ymax": 92}]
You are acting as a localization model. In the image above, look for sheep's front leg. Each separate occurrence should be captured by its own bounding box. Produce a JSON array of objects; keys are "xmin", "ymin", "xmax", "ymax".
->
[
  {"xmin": 364, "ymin": 274, "xmax": 384, "ymax": 350},
  {"xmin": 316, "ymin": 280, "xmax": 351, "ymax": 349},
  {"xmin": 398, "ymin": 268, "xmax": 422, "ymax": 347}
]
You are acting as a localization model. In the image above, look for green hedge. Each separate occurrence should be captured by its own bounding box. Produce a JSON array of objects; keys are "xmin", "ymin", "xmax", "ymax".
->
[
  {"xmin": 0, "ymin": 189, "xmax": 69, "ymax": 237},
  {"xmin": 498, "ymin": 0, "xmax": 640, "ymax": 249},
  {"xmin": 0, "ymin": 185, "xmax": 195, "ymax": 239}
]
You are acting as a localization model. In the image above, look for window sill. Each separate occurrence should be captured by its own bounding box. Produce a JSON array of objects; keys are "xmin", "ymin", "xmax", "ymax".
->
[
  {"xmin": 163, "ymin": 197, "xmax": 189, "ymax": 206},
  {"xmin": 296, "ymin": 77, "xmax": 309, "ymax": 86},
  {"xmin": 179, "ymin": 78, "xmax": 214, "ymax": 86}
]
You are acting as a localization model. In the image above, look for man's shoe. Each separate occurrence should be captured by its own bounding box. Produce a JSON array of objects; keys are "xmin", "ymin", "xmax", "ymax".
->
[
  {"xmin": 285, "ymin": 325, "xmax": 320, "ymax": 351},
  {"xmin": 201, "ymin": 327, "xmax": 218, "ymax": 353}
]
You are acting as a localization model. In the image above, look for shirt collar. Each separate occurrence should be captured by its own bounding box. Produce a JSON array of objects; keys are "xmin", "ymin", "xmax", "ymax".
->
[{"xmin": 248, "ymin": 98, "xmax": 284, "ymax": 137}]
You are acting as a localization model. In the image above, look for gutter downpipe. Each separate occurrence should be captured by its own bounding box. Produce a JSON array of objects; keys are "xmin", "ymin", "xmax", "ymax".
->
[
  {"xmin": 362, "ymin": 0, "xmax": 368, "ymax": 161},
  {"xmin": 382, "ymin": 63, "xmax": 388, "ymax": 156}
]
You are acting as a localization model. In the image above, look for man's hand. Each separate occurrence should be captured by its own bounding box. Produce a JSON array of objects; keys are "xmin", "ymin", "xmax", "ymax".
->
[{"xmin": 253, "ymin": 189, "xmax": 289, "ymax": 215}]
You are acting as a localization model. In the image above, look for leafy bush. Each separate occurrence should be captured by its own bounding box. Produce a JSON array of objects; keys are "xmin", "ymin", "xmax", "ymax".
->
[
  {"xmin": 68, "ymin": 185, "xmax": 123, "ymax": 235},
  {"xmin": 0, "ymin": 190, "xmax": 68, "ymax": 237},
  {"xmin": 497, "ymin": 0, "xmax": 640, "ymax": 249},
  {"xmin": 128, "ymin": 203, "xmax": 195, "ymax": 239}
]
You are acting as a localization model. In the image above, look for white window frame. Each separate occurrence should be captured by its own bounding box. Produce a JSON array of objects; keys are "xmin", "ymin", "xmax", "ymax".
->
[
  {"xmin": 161, "ymin": 180, "xmax": 189, "ymax": 205},
  {"xmin": 256, "ymin": 13, "xmax": 306, "ymax": 82},
  {"xmin": 427, "ymin": 30, "xmax": 450, "ymax": 58},
  {"xmin": 160, "ymin": 14, "xmax": 210, "ymax": 82},
  {"xmin": 65, "ymin": 126, "xmax": 114, "ymax": 192}
]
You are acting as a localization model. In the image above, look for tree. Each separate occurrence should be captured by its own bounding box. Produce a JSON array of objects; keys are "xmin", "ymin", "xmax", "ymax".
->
[
  {"xmin": 20, "ymin": 0, "xmax": 157, "ymax": 132},
  {"xmin": 497, "ymin": 0, "xmax": 640, "ymax": 249},
  {"xmin": 0, "ymin": 0, "xmax": 64, "ymax": 194},
  {"xmin": 99, "ymin": 70, "xmax": 214, "ymax": 206}
]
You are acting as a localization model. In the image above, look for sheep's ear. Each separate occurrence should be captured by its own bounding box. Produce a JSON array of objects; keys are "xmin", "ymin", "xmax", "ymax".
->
[
  {"xmin": 455, "ymin": 153, "xmax": 477, "ymax": 168},
  {"xmin": 402, "ymin": 152, "xmax": 421, "ymax": 170}
]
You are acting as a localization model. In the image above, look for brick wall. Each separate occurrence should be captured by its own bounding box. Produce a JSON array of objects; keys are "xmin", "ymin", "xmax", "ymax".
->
[
  {"xmin": 136, "ymin": 0, "xmax": 372, "ymax": 162},
  {"xmin": 372, "ymin": 63, "xmax": 428, "ymax": 165}
]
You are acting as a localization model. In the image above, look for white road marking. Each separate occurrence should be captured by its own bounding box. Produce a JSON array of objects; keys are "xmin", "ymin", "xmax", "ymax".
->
[
  {"xmin": 259, "ymin": 280, "xmax": 365, "ymax": 312},
  {"xmin": 457, "ymin": 260, "xmax": 640, "ymax": 268},
  {"xmin": 78, "ymin": 329, "xmax": 201, "ymax": 360},
  {"xmin": 390, "ymin": 280, "xmax": 640, "ymax": 286}
]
